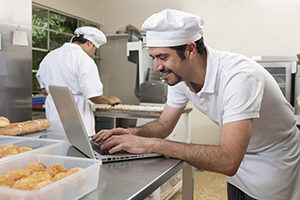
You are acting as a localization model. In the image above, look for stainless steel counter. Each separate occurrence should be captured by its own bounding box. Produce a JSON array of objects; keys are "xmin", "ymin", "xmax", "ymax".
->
[
  {"xmin": 35, "ymin": 105, "xmax": 194, "ymax": 199},
  {"xmin": 64, "ymin": 145, "xmax": 193, "ymax": 200},
  {"xmin": 94, "ymin": 108, "xmax": 192, "ymax": 120}
]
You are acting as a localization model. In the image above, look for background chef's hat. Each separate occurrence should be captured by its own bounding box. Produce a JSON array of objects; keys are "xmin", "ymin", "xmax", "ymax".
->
[
  {"xmin": 74, "ymin": 26, "xmax": 107, "ymax": 48},
  {"xmin": 142, "ymin": 9, "xmax": 205, "ymax": 47}
]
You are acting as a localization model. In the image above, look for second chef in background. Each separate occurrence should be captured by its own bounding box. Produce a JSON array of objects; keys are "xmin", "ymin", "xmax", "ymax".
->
[{"xmin": 36, "ymin": 26, "xmax": 120, "ymax": 141}]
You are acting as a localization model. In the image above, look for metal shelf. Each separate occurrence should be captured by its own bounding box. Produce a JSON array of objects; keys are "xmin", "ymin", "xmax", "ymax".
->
[
  {"xmin": 164, "ymin": 181, "xmax": 182, "ymax": 200},
  {"xmin": 105, "ymin": 33, "xmax": 128, "ymax": 38}
]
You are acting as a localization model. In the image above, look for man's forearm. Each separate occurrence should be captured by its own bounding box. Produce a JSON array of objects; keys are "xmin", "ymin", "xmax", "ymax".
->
[
  {"xmin": 129, "ymin": 118, "xmax": 173, "ymax": 139},
  {"xmin": 151, "ymin": 138, "xmax": 238, "ymax": 176},
  {"xmin": 90, "ymin": 95, "xmax": 111, "ymax": 104},
  {"xmin": 147, "ymin": 119, "xmax": 252, "ymax": 176},
  {"xmin": 130, "ymin": 106, "xmax": 183, "ymax": 139}
]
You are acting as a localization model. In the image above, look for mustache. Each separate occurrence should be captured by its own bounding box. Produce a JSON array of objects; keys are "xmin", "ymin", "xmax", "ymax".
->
[{"xmin": 159, "ymin": 67, "xmax": 172, "ymax": 73}]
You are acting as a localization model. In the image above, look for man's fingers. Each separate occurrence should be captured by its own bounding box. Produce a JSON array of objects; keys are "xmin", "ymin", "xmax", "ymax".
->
[{"xmin": 109, "ymin": 145, "xmax": 124, "ymax": 154}]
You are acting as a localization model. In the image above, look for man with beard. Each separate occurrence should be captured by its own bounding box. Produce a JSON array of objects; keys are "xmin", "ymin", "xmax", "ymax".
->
[{"xmin": 92, "ymin": 9, "xmax": 300, "ymax": 200}]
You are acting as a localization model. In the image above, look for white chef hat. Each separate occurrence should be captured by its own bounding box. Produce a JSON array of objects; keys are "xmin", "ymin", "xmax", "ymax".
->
[
  {"xmin": 142, "ymin": 9, "xmax": 205, "ymax": 47},
  {"xmin": 74, "ymin": 26, "xmax": 107, "ymax": 48}
]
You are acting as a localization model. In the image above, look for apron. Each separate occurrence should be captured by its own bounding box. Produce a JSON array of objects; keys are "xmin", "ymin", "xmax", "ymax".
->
[{"xmin": 45, "ymin": 92, "xmax": 95, "ymax": 141}]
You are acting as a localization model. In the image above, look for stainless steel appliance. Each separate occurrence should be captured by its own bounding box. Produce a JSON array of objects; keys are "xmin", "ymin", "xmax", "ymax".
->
[
  {"xmin": 0, "ymin": 0, "xmax": 32, "ymax": 122},
  {"xmin": 126, "ymin": 30, "xmax": 167, "ymax": 104},
  {"xmin": 252, "ymin": 56, "xmax": 298, "ymax": 112}
]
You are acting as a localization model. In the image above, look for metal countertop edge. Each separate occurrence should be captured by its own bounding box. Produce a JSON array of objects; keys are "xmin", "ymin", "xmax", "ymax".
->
[{"xmin": 128, "ymin": 159, "xmax": 186, "ymax": 200}]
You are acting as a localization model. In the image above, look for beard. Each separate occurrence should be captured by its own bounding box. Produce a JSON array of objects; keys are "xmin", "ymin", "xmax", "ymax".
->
[
  {"xmin": 164, "ymin": 72, "xmax": 182, "ymax": 86},
  {"xmin": 160, "ymin": 67, "xmax": 182, "ymax": 86}
]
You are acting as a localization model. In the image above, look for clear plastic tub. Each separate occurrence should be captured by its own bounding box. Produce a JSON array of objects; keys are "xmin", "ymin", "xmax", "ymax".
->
[
  {"xmin": 0, "ymin": 154, "xmax": 101, "ymax": 200},
  {"xmin": 0, "ymin": 136, "xmax": 69, "ymax": 160}
]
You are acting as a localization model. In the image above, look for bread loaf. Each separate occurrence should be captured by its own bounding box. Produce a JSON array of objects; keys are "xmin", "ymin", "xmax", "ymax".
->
[
  {"xmin": 125, "ymin": 24, "xmax": 140, "ymax": 33},
  {"xmin": 0, "ymin": 116, "xmax": 10, "ymax": 127},
  {"xmin": 35, "ymin": 119, "xmax": 51, "ymax": 130},
  {"xmin": 18, "ymin": 121, "xmax": 37, "ymax": 134},
  {"xmin": 0, "ymin": 119, "xmax": 50, "ymax": 136},
  {"xmin": 0, "ymin": 124, "xmax": 22, "ymax": 136}
]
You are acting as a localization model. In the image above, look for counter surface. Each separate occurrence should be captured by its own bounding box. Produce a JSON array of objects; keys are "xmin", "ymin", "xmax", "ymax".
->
[{"xmin": 65, "ymin": 146, "xmax": 188, "ymax": 200}]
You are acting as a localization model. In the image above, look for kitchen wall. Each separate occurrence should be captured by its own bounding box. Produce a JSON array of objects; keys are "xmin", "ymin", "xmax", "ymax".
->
[{"xmin": 102, "ymin": 0, "xmax": 300, "ymax": 56}]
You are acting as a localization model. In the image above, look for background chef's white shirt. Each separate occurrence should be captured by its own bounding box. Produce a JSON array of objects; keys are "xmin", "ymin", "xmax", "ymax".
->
[
  {"xmin": 36, "ymin": 43, "xmax": 103, "ymax": 140},
  {"xmin": 167, "ymin": 46, "xmax": 300, "ymax": 200}
]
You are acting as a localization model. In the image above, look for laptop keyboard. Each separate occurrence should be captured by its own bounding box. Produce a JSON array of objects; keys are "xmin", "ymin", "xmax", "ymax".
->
[{"xmin": 90, "ymin": 140, "xmax": 128, "ymax": 155}]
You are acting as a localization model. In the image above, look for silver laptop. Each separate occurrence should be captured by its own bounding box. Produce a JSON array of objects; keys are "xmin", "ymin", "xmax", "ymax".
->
[{"xmin": 49, "ymin": 85, "xmax": 161, "ymax": 163}]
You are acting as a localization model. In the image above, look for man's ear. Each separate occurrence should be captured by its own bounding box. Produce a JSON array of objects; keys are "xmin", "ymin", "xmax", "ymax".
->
[
  {"xmin": 87, "ymin": 41, "xmax": 94, "ymax": 47},
  {"xmin": 186, "ymin": 42, "xmax": 197, "ymax": 60}
]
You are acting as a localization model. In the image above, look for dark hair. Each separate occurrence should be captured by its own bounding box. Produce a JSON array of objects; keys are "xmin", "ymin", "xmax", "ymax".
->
[
  {"xmin": 71, "ymin": 34, "xmax": 88, "ymax": 44},
  {"xmin": 170, "ymin": 38, "xmax": 205, "ymax": 60}
]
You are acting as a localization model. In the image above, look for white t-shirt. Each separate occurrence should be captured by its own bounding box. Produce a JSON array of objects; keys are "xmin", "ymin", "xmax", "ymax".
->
[
  {"xmin": 36, "ymin": 43, "xmax": 103, "ymax": 140},
  {"xmin": 167, "ymin": 46, "xmax": 300, "ymax": 200}
]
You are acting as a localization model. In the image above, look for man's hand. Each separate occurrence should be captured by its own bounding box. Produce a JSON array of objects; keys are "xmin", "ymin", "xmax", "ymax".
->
[
  {"xmin": 108, "ymin": 96, "xmax": 120, "ymax": 106},
  {"xmin": 91, "ymin": 128, "xmax": 155, "ymax": 154},
  {"xmin": 101, "ymin": 134, "xmax": 155, "ymax": 154},
  {"xmin": 92, "ymin": 127, "xmax": 130, "ymax": 142},
  {"xmin": 89, "ymin": 95, "xmax": 120, "ymax": 106}
]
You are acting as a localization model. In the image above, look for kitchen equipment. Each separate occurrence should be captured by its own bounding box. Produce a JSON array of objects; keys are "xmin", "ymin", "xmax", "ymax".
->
[
  {"xmin": 252, "ymin": 56, "xmax": 298, "ymax": 109},
  {"xmin": 0, "ymin": 0, "xmax": 32, "ymax": 122},
  {"xmin": 127, "ymin": 31, "xmax": 167, "ymax": 103}
]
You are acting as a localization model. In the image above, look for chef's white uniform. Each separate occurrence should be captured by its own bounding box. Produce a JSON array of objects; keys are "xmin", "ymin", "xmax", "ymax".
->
[
  {"xmin": 167, "ymin": 46, "xmax": 300, "ymax": 200},
  {"xmin": 36, "ymin": 43, "xmax": 103, "ymax": 141}
]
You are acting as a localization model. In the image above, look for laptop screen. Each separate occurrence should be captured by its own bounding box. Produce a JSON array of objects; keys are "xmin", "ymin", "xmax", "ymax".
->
[{"xmin": 49, "ymin": 85, "xmax": 96, "ymax": 159}]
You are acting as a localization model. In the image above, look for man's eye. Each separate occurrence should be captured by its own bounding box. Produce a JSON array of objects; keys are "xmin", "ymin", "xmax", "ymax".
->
[{"xmin": 160, "ymin": 56, "xmax": 168, "ymax": 61}]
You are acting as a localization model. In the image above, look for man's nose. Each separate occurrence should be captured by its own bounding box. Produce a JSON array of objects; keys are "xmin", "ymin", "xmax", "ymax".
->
[
  {"xmin": 153, "ymin": 64, "xmax": 163, "ymax": 72},
  {"xmin": 153, "ymin": 59, "xmax": 162, "ymax": 72}
]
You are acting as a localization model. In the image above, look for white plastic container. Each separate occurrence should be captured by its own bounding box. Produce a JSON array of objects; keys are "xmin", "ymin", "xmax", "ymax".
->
[
  {"xmin": 0, "ymin": 135, "xmax": 69, "ymax": 160},
  {"xmin": 0, "ymin": 154, "xmax": 101, "ymax": 200}
]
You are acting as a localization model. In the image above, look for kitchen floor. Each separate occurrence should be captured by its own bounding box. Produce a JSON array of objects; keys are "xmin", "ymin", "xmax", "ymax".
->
[{"xmin": 170, "ymin": 169, "xmax": 228, "ymax": 200}]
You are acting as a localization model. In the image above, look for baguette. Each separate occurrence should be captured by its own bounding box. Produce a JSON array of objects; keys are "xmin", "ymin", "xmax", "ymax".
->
[
  {"xmin": 0, "ymin": 124, "xmax": 22, "ymax": 136},
  {"xmin": 17, "ymin": 121, "xmax": 37, "ymax": 134},
  {"xmin": 0, "ymin": 116, "xmax": 10, "ymax": 127},
  {"xmin": 0, "ymin": 119, "xmax": 50, "ymax": 136},
  {"xmin": 35, "ymin": 119, "xmax": 50, "ymax": 130}
]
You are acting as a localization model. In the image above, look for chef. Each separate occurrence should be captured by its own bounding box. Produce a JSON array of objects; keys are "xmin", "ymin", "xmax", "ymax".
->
[
  {"xmin": 36, "ymin": 26, "xmax": 120, "ymax": 141},
  {"xmin": 92, "ymin": 9, "xmax": 300, "ymax": 200}
]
